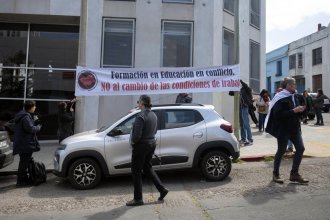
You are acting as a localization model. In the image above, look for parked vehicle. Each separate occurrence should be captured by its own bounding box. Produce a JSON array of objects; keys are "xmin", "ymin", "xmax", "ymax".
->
[
  {"xmin": 0, "ymin": 131, "xmax": 14, "ymax": 169},
  {"xmin": 309, "ymin": 93, "xmax": 330, "ymax": 113},
  {"xmin": 54, "ymin": 104, "xmax": 239, "ymax": 189}
]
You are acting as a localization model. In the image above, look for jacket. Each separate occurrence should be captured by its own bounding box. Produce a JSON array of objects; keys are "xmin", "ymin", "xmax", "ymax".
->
[
  {"xmin": 266, "ymin": 96, "xmax": 301, "ymax": 139},
  {"xmin": 58, "ymin": 112, "xmax": 74, "ymax": 142},
  {"xmin": 13, "ymin": 110, "xmax": 41, "ymax": 155},
  {"xmin": 240, "ymin": 81, "xmax": 253, "ymax": 108},
  {"xmin": 313, "ymin": 94, "xmax": 328, "ymax": 108},
  {"xmin": 130, "ymin": 108, "xmax": 157, "ymax": 145},
  {"xmin": 176, "ymin": 93, "xmax": 192, "ymax": 103}
]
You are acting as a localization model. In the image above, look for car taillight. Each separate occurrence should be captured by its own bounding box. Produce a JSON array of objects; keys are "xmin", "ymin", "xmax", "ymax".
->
[{"xmin": 220, "ymin": 123, "xmax": 234, "ymax": 133}]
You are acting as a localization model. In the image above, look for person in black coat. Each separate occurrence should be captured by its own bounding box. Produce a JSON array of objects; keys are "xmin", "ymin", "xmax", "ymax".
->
[
  {"xmin": 265, "ymin": 77, "xmax": 308, "ymax": 184},
  {"xmin": 126, "ymin": 95, "xmax": 168, "ymax": 206},
  {"xmin": 57, "ymin": 100, "xmax": 75, "ymax": 143},
  {"xmin": 13, "ymin": 100, "xmax": 41, "ymax": 187},
  {"xmin": 175, "ymin": 93, "xmax": 192, "ymax": 103}
]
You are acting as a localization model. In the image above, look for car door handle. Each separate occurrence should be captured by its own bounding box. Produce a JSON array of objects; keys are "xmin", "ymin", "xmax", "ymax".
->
[{"xmin": 193, "ymin": 132, "xmax": 203, "ymax": 138}]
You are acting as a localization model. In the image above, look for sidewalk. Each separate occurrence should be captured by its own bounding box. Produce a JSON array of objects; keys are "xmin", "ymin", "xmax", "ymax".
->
[{"xmin": 1, "ymin": 115, "xmax": 330, "ymax": 174}]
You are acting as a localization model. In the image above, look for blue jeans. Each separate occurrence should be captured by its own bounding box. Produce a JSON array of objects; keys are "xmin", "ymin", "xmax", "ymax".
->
[
  {"xmin": 258, "ymin": 113, "xmax": 267, "ymax": 131},
  {"xmin": 273, "ymin": 133, "xmax": 305, "ymax": 175},
  {"xmin": 240, "ymin": 106, "xmax": 253, "ymax": 143}
]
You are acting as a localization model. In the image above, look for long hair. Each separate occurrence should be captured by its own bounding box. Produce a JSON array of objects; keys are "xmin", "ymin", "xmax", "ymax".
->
[{"xmin": 58, "ymin": 102, "xmax": 67, "ymax": 114}]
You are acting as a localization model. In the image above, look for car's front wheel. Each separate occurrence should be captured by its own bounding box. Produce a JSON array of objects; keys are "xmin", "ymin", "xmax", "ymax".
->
[
  {"xmin": 68, "ymin": 158, "xmax": 102, "ymax": 190},
  {"xmin": 201, "ymin": 151, "xmax": 231, "ymax": 181}
]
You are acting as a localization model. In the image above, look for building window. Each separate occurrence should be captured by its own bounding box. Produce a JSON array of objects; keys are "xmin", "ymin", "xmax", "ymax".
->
[
  {"xmin": 298, "ymin": 53, "xmax": 303, "ymax": 68},
  {"xmin": 312, "ymin": 74, "xmax": 322, "ymax": 92},
  {"xmin": 163, "ymin": 0, "xmax": 193, "ymax": 3},
  {"xmin": 289, "ymin": 54, "xmax": 296, "ymax": 69},
  {"xmin": 223, "ymin": 29, "xmax": 235, "ymax": 65},
  {"xmin": 250, "ymin": 0, "xmax": 260, "ymax": 28},
  {"xmin": 224, "ymin": 0, "xmax": 235, "ymax": 14},
  {"xmin": 276, "ymin": 60, "xmax": 282, "ymax": 76},
  {"xmin": 312, "ymin": 47, "xmax": 322, "ymax": 65},
  {"xmin": 0, "ymin": 22, "xmax": 78, "ymax": 140},
  {"xmin": 249, "ymin": 40, "xmax": 260, "ymax": 92},
  {"xmin": 102, "ymin": 18, "xmax": 135, "ymax": 67},
  {"xmin": 162, "ymin": 21, "xmax": 193, "ymax": 67}
]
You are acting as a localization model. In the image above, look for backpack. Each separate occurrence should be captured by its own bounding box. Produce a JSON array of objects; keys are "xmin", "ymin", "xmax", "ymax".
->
[{"xmin": 28, "ymin": 158, "xmax": 47, "ymax": 185}]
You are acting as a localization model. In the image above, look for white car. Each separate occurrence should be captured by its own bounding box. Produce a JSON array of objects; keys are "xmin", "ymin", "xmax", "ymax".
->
[{"xmin": 54, "ymin": 104, "xmax": 239, "ymax": 189}]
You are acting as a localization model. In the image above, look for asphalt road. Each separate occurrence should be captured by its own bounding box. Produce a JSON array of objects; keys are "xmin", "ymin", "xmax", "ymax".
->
[{"xmin": 1, "ymin": 157, "xmax": 330, "ymax": 220}]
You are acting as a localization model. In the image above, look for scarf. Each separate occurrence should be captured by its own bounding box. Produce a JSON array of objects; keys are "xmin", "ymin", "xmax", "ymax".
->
[{"xmin": 264, "ymin": 89, "xmax": 295, "ymax": 128}]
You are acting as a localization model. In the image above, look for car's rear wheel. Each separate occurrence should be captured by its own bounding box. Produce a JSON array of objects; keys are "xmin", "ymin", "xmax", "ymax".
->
[
  {"xmin": 68, "ymin": 158, "xmax": 102, "ymax": 190},
  {"xmin": 201, "ymin": 151, "xmax": 231, "ymax": 181}
]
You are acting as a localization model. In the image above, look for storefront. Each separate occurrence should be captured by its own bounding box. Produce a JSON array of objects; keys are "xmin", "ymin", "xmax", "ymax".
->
[{"xmin": 0, "ymin": 23, "xmax": 79, "ymax": 139}]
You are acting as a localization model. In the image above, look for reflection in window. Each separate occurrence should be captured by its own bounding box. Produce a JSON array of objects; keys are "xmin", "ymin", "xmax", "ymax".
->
[
  {"xmin": 102, "ymin": 19, "xmax": 135, "ymax": 67},
  {"xmin": 224, "ymin": 0, "xmax": 235, "ymax": 14},
  {"xmin": 0, "ymin": 23, "xmax": 28, "ymax": 67},
  {"xmin": 29, "ymin": 25, "xmax": 79, "ymax": 69},
  {"xmin": 162, "ymin": 21, "xmax": 193, "ymax": 67},
  {"xmin": 0, "ymin": 68, "xmax": 25, "ymax": 98},
  {"xmin": 26, "ymin": 69, "xmax": 75, "ymax": 100},
  {"xmin": 249, "ymin": 40, "xmax": 260, "ymax": 92},
  {"xmin": 114, "ymin": 115, "xmax": 136, "ymax": 135},
  {"xmin": 223, "ymin": 29, "xmax": 235, "ymax": 65},
  {"xmin": 164, "ymin": 110, "xmax": 202, "ymax": 129}
]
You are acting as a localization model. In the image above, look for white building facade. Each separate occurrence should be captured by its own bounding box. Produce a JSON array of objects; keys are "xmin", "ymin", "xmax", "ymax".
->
[
  {"xmin": 288, "ymin": 24, "xmax": 330, "ymax": 95},
  {"xmin": 0, "ymin": 0, "xmax": 266, "ymax": 138}
]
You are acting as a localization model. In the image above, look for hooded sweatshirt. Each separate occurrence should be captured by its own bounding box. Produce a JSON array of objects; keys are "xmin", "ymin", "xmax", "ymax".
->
[{"xmin": 13, "ymin": 110, "xmax": 41, "ymax": 155}]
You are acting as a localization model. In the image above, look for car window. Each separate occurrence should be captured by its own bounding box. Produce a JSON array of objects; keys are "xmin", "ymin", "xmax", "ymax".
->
[
  {"xmin": 164, "ymin": 110, "xmax": 203, "ymax": 129},
  {"xmin": 114, "ymin": 115, "xmax": 136, "ymax": 135}
]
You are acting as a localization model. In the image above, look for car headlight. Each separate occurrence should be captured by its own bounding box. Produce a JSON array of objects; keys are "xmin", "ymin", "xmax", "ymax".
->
[{"xmin": 57, "ymin": 145, "xmax": 67, "ymax": 151}]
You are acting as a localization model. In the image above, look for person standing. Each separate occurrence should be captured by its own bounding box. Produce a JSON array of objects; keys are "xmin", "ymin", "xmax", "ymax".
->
[
  {"xmin": 57, "ymin": 99, "xmax": 75, "ymax": 143},
  {"xmin": 256, "ymin": 89, "xmax": 270, "ymax": 132},
  {"xmin": 13, "ymin": 100, "xmax": 42, "ymax": 187},
  {"xmin": 265, "ymin": 77, "xmax": 308, "ymax": 184},
  {"xmin": 313, "ymin": 89, "xmax": 328, "ymax": 126},
  {"xmin": 126, "ymin": 95, "xmax": 168, "ymax": 206},
  {"xmin": 239, "ymin": 80, "xmax": 253, "ymax": 146},
  {"xmin": 302, "ymin": 90, "xmax": 313, "ymax": 124}
]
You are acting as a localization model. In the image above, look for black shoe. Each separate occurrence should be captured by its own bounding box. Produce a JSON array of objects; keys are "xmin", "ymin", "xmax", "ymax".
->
[
  {"xmin": 314, "ymin": 123, "xmax": 320, "ymax": 125},
  {"xmin": 158, "ymin": 188, "xmax": 169, "ymax": 201},
  {"xmin": 126, "ymin": 199, "xmax": 144, "ymax": 206},
  {"xmin": 290, "ymin": 173, "xmax": 309, "ymax": 184},
  {"xmin": 319, "ymin": 123, "xmax": 324, "ymax": 126},
  {"xmin": 273, "ymin": 174, "xmax": 284, "ymax": 184}
]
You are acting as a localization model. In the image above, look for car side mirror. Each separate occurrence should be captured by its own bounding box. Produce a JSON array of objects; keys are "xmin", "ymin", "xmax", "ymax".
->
[{"xmin": 108, "ymin": 128, "xmax": 123, "ymax": 137}]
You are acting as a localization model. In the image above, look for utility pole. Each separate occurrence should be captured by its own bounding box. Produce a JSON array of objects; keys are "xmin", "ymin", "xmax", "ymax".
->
[{"xmin": 233, "ymin": 0, "xmax": 240, "ymax": 140}]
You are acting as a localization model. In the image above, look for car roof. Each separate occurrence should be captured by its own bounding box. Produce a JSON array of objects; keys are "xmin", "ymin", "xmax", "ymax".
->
[{"xmin": 129, "ymin": 104, "xmax": 215, "ymax": 113}]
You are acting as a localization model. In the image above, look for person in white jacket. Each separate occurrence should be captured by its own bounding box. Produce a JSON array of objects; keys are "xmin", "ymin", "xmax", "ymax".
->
[{"xmin": 256, "ymin": 89, "xmax": 270, "ymax": 132}]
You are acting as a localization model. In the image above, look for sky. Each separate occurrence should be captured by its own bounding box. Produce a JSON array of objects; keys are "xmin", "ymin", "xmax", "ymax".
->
[{"xmin": 266, "ymin": 0, "xmax": 330, "ymax": 52}]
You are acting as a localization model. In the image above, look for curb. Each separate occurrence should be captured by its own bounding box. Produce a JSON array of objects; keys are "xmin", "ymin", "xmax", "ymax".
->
[{"xmin": 239, "ymin": 153, "xmax": 314, "ymax": 162}]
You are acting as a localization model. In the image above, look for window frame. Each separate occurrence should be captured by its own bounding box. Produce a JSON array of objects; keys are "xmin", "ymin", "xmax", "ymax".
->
[
  {"xmin": 312, "ymin": 47, "xmax": 322, "ymax": 66},
  {"xmin": 101, "ymin": 18, "xmax": 136, "ymax": 68},
  {"xmin": 162, "ymin": 0, "xmax": 194, "ymax": 4},
  {"xmin": 289, "ymin": 54, "xmax": 296, "ymax": 70},
  {"xmin": 250, "ymin": 0, "xmax": 260, "ymax": 29},
  {"xmin": 223, "ymin": 0, "xmax": 235, "ymax": 15},
  {"xmin": 222, "ymin": 28, "xmax": 235, "ymax": 65},
  {"xmin": 161, "ymin": 20, "xmax": 194, "ymax": 67},
  {"xmin": 249, "ymin": 40, "xmax": 260, "ymax": 93},
  {"xmin": 276, "ymin": 60, "xmax": 282, "ymax": 76},
  {"xmin": 297, "ymin": 53, "xmax": 303, "ymax": 68}
]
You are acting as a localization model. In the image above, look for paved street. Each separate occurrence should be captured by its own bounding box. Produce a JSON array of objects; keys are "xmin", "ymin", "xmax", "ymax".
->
[
  {"xmin": 1, "ymin": 113, "xmax": 330, "ymax": 219},
  {"xmin": 0, "ymin": 157, "xmax": 330, "ymax": 219}
]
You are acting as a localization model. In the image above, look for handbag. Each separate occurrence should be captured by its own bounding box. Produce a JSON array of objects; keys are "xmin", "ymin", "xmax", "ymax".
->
[{"xmin": 258, "ymin": 105, "xmax": 266, "ymax": 112}]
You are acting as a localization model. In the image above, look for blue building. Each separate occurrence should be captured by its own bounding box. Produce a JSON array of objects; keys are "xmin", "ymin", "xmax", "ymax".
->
[{"xmin": 266, "ymin": 45, "xmax": 288, "ymax": 97}]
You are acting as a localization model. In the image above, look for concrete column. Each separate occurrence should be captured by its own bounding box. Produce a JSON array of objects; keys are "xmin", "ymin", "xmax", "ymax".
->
[{"xmin": 75, "ymin": 0, "xmax": 103, "ymax": 133}]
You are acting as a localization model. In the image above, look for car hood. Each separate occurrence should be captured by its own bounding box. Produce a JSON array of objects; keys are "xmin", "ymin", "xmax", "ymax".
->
[{"xmin": 61, "ymin": 129, "xmax": 99, "ymax": 144}]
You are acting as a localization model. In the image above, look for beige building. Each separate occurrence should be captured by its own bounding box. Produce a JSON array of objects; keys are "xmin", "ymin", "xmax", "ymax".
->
[{"xmin": 0, "ymin": 0, "xmax": 266, "ymax": 138}]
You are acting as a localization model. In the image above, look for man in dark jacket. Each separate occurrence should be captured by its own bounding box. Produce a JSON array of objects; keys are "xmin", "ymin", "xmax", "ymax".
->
[
  {"xmin": 265, "ymin": 77, "xmax": 308, "ymax": 184},
  {"xmin": 240, "ymin": 80, "xmax": 253, "ymax": 145},
  {"xmin": 126, "ymin": 95, "xmax": 168, "ymax": 206},
  {"xmin": 13, "ymin": 100, "xmax": 41, "ymax": 186}
]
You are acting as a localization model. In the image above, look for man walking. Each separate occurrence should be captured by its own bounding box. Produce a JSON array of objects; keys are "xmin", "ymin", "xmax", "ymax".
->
[
  {"xmin": 126, "ymin": 95, "xmax": 168, "ymax": 206},
  {"xmin": 13, "ymin": 100, "xmax": 41, "ymax": 187},
  {"xmin": 265, "ymin": 77, "xmax": 309, "ymax": 184}
]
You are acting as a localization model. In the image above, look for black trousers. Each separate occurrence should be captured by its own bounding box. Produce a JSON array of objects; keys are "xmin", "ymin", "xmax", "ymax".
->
[
  {"xmin": 17, "ymin": 153, "xmax": 32, "ymax": 184},
  {"xmin": 131, "ymin": 143, "xmax": 165, "ymax": 200}
]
